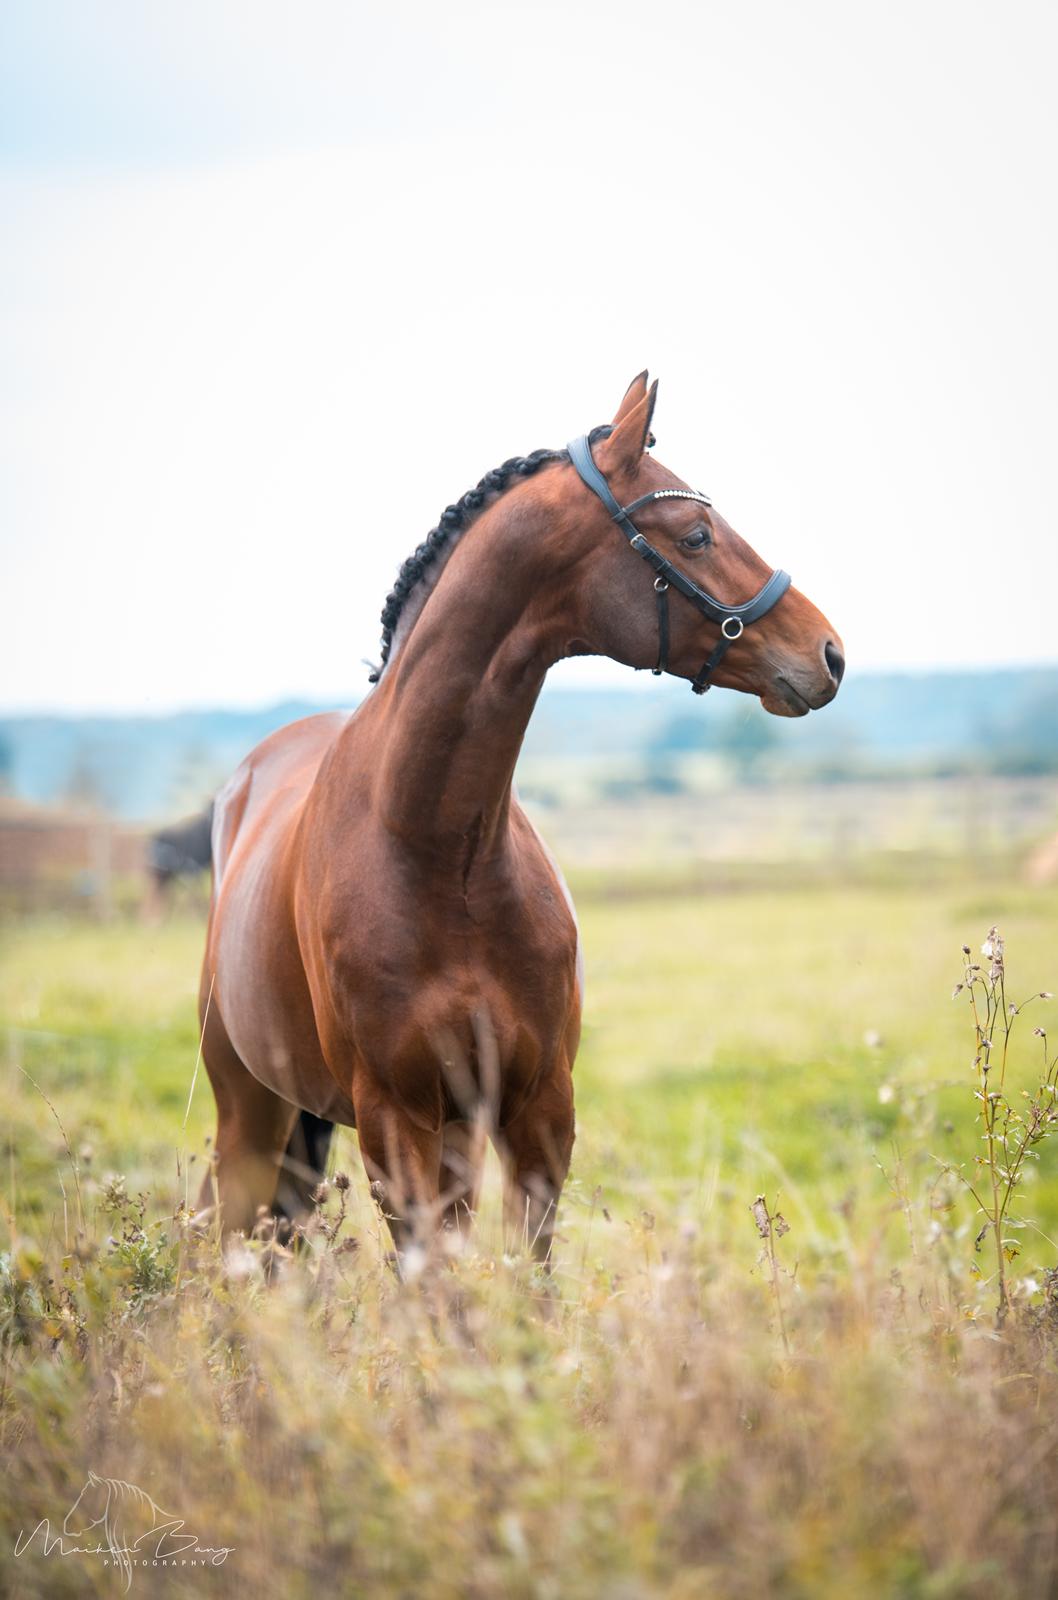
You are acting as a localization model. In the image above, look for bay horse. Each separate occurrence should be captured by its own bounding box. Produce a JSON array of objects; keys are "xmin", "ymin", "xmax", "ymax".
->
[{"xmin": 197, "ymin": 374, "xmax": 844, "ymax": 1263}]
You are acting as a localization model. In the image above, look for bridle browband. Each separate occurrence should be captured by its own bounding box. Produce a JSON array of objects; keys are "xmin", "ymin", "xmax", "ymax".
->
[{"xmin": 567, "ymin": 433, "xmax": 792, "ymax": 695}]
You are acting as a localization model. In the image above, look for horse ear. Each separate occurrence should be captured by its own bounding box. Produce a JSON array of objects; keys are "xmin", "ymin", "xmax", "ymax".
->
[
  {"xmin": 597, "ymin": 379, "xmax": 658, "ymax": 477},
  {"xmin": 611, "ymin": 371, "xmax": 649, "ymax": 426}
]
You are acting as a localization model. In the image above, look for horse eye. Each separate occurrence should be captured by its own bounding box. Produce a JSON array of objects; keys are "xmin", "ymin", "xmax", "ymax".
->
[{"xmin": 680, "ymin": 527, "xmax": 711, "ymax": 551}]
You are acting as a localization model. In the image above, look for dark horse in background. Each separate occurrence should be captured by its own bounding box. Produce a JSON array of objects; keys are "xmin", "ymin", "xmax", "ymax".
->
[
  {"xmin": 145, "ymin": 804, "xmax": 214, "ymax": 915},
  {"xmin": 196, "ymin": 374, "xmax": 844, "ymax": 1262}
]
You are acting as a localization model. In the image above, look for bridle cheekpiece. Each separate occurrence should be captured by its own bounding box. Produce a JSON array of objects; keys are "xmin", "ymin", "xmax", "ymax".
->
[{"xmin": 567, "ymin": 433, "xmax": 792, "ymax": 694}]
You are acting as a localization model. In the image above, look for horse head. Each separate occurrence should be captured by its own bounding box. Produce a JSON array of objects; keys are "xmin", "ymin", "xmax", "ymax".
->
[
  {"xmin": 64, "ymin": 1469, "xmax": 108, "ymax": 1536},
  {"xmin": 555, "ymin": 372, "xmax": 844, "ymax": 715}
]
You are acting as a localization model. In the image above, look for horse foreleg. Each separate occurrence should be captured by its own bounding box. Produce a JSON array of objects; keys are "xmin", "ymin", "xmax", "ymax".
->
[
  {"xmin": 353, "ymin": 1083, "xmax": 443, "ymax": 1266},
  {"xmin": 439, "ymin": 1118, "xmax": 487, "ymax": 1244},
  {"xmin": 499, "ymin": 1066, "xmax": 575, "ymax": 1265}
]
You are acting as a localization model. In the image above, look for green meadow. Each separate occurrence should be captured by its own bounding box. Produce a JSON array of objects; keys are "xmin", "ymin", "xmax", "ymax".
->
[
  {"xmin": 3, "ymin": 863, "xmax": 1058, "ymax": 1598},
  {"xmin": 5, "ymin": 869, "xmax": 1058, "ymax": 1236}
]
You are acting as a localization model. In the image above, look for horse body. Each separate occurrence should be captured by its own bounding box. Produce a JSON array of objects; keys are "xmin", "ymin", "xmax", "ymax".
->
[
  {"xmin": 199, "ymin": 374, "xmax": 843, "ymax": 1259},
  {"xmin": 208, "ymin": 713, "xmax": 354, "ymax": 1125},
  {"xmin": 204, "ymin": 687, "xmax": 580, "ymax": 1249}
]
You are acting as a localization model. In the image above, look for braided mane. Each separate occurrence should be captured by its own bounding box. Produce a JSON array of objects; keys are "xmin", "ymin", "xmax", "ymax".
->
[{"xmin": 371, "ymin": 424, "xmax": 613, "ymax": 681}]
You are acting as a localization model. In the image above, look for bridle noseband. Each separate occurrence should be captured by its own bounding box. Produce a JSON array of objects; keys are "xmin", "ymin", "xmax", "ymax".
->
[{"xmin": 567, "ymin": 434, "xmax": 792, "ymax": 694}]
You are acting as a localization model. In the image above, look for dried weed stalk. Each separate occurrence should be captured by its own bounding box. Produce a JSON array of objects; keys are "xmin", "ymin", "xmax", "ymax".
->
[
  {"xmin": 751, "ymin": 1192, "xmax": 794, "ymax": 1353},
  {"xmin": 949, "ymin": 927, "xmax": 1057, "ymax": 1324}
]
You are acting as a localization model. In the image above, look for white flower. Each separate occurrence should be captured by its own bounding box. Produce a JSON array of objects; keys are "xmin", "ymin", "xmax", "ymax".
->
[{"xmin": 981, "ymin": 927, "xmax": 1005, "ymax": 980}]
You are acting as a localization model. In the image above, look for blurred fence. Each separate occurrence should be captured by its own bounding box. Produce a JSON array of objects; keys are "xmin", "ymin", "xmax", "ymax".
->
[
  {"xmin": 2, "ymin": 773, "xmax": 1056, "ymax": 916},
  {"xmin": 0, "ymin": 799, "xmax": 148, "ymax": 916}
]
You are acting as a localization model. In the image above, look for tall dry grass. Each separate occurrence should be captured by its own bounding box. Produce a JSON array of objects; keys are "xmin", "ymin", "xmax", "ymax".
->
[{"xmin": 2, "ymin": 925, "xmax": 1058, "ymax": 1598}]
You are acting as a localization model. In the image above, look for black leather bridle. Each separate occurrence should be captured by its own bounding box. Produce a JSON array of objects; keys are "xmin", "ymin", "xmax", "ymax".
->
[{"xmin": 567, "ymin": 433, "xmax": 792, "ymax": 694}]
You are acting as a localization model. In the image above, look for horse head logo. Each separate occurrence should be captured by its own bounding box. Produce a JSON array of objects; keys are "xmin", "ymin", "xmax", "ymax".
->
[
  {"xmin": 63, "ymin": 1469, "xmax": 108, "ymax": 1537},
  {"xmin": 63, "ymin": 1470, "xmax": 181, "ymax": 1591}
]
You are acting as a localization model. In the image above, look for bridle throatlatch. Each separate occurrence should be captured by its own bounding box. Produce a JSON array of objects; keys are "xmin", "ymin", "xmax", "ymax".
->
[{"xmin": 567, "ymin": 434, "xmax": 792, "ymax": 694}]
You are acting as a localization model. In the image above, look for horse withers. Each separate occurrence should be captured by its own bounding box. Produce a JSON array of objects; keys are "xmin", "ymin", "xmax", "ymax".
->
[{"xmin": 196, "ymin": 374, "xmax": 843, "ymax": 1264}]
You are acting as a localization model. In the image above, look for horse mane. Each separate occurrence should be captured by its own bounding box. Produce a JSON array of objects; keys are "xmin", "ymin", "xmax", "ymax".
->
[
  {"xmin": 101, "ymin": 1474, "xmax": 156, "ymax": 1510},
  {"xmin": 371, "ymin": 423, "xmax": 614, "ymax": 681}
]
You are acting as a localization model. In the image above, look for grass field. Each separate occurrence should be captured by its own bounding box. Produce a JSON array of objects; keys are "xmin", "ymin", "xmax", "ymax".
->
[{"xmin": 3, "ymin": 865, "xmax": 1058, "ymax": 1596}]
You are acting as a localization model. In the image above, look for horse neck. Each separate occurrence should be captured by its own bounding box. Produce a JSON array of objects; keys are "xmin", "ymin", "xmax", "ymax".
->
[{"xmin": 358, "ymin": 493, "xmax": 568, "ymax": 866}]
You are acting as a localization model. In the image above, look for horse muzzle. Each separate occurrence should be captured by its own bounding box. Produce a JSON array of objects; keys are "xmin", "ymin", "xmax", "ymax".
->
[{"xmin": 762, "ymin": 637, "xmax": 845, "ymax": 717}]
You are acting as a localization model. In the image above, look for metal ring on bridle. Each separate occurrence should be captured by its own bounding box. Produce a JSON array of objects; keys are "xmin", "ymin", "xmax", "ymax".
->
[
  {"xmin": 653, "ymin": 577, "xmax": 669, "ymax": 593},
  {"xmin": 721, "ymin": 616, "xmax": 744, "ymax": 640}
]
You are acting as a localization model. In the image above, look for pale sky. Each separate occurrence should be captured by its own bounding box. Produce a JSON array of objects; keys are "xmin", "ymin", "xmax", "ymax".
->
[{"xmin": 2, "ymin": 1, "xmax": 1056, "ymax": 714}]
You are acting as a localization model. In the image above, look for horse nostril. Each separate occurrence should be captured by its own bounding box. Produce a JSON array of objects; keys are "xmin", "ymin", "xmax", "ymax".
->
[{"xmin": 824, "ymin": 640, "xmax": 845, "ymax": 686}]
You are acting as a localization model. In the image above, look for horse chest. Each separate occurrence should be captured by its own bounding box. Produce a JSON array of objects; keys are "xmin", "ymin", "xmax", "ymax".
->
[
  {"xmin": 329, "ymin": 900, "xmax": 575, "ymax": 1019},
  {"xmin": 316, "ymin": 874, "xmax": 578, "ymax": 1077}
]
